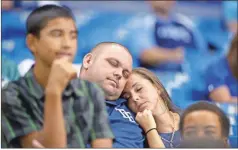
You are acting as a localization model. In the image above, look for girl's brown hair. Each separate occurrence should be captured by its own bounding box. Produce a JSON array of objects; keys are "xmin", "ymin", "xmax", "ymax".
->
[
  {"xmin": 132, "ymin": 67, "xmax": 181, "ymax": 114},
  {"xmin": 227, "ymin": 33, "xmax": 238, "ymax": 79}
]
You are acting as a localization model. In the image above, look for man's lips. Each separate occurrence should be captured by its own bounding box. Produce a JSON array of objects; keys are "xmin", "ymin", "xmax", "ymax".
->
[{"xmin": 107, "ymin": 78, "xmax": 119, "ymax": 88}]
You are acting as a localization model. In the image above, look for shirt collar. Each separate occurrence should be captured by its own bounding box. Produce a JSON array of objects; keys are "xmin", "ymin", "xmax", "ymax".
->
[{"xmin": 105, "ymin": 98, "xmax": 127, "ymax": 106}]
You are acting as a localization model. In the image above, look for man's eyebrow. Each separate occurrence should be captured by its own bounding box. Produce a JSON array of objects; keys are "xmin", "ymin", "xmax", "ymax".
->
[
  {"xmin": 107, "ymin": 57, "xmax": 131, "ymax": 73},
  {"xmin": 184, "ymin": 126, "xmax": 196, "ymax": 130},
  {"xmin": 70, "ymin": 30, "xmax": 78, "ymax": 34},
  {"xmin": 205, "ymin": 125, "xmax": 216, "ymax": 129},
  {"xmin": 106, "ymin": 57, "xmax": 120, "ymax": 64}
]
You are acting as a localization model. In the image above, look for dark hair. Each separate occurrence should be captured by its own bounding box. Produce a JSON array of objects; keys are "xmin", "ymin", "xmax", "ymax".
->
[
  {"xmin": 227, "ymin": 33, "xmax": 238, "ymax": 78},
  {"xmin": 228, "ymin": 33, "xmax": 238, "ymax": 55},
  {"xmin": 132, "ymin": 67, "xmax": 181, "ymax": 114},
  {"xmin": 26, "ymin": 4, "xmax": 75, "ymax": 38},
  {"xmin": 180, "ymin": 101, "xmax": 230, "ymax": 138}
]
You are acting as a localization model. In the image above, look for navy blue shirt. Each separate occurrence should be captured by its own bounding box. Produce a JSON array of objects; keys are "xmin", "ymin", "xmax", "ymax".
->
[
  {"xmin": 159, "ymin": 130, "xmax": 181, "ymax": 148},
  {"xmin": 143, "ymin": 129, "xmax": 181, "ymax": 148},
  {"xmin": 130, "ymin": 13, "xmax": 206, "ymax": 72},
  {"xmin": 204, "ymin": 57, "xmax": 238, "ymax": 100},
  {"xmin": 106, "ymin": 98, "xmax": 182, "ymax": 148},
  {"xmin": 106, "ymin": 98, "xmax": 144, "ymax": 148}
]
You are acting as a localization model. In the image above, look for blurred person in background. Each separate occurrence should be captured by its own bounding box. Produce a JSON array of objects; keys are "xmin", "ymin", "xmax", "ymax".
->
[
  {"xmin": 2, "ymin": 55, "xmax": 20, "ymax": 88},
  {"xmin": 203, "ymin": 34, "xmax": 238, "ymax": 103},
  {"xmin": 80, "ymin": 42, "xmax": 145, "ymax": 148},
  {"xmin": 1, "ymin": 5, "xmax": 113, "ymax": 148},
  {"xmin": 1, "ymin": 0, "xmax": 22, "ymax": 10},
  {"xmin": 1, "ymin": 0, "xmax": 60, "ymax": 10},
  {"xmin": 131, "ymin": 0, "xmax": 206, "ymax": 72},
  {"xmin": 37, "ymin": 1, "xmax": 60, "ymax": 7},
  {"xmin": 219, "ymin": 1, "xmax": 238, "ymax": 55},
  {"xmin": 222, "ymin": 1, "xmax": 238, "ymax": 35},
  {"xmin": 180, "ymin": 101, "xmax": 230, "ymax": 148},
  {"xmin": 122, "ymin": 68, "xmax": 181, "ymax": 148}
]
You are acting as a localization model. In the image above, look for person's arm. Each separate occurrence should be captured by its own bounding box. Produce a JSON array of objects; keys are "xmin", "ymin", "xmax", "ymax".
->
[
  {"xmin": 86, "ymin": 82, "xmax": 114, "ymax": 148},
  {"xmin": 140, "ymin": 47, "xmax": 184, "ymax": 66},
  {"xmin": 32, "ymin": 139, "xmax": 45, "ymax": 148},
  {"xmin": 2, "ymin": 58, "xmax": 77, "ymax": 148},
  {"xmin": 20, "ymin": 86, "xmax": 66, "ymax": 148},
  {"xmin": 136, "ymin": 109, "xmax": 165, "ymax": 148},
  {"xmin": 209, "ymin": 85, "xmax": 237, "ymax": 103},
  {"xmin": 21, "ymin": 59, "xmax": 77, "ymax": 148},
  {"xmin": 2, "ymin": 0, "xmax": 14, "ymax": 10},
  {"xmin": 2, "ymin": 84, "xmax": 43, "ymax": 148},
  {"xmin": 91, "ymin": 138, "xmax": 112, "ymax": 148},
  {"xmin": 146, "ymin": 129, "xmax": 165, "ymax": 148}
]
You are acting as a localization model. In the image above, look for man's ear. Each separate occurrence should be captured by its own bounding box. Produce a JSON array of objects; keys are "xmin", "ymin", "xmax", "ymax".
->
[
  {"xmin": 26, "ymin": 34, "xmax": 37, "ymax": 54},
  {"xmin": 82, "ymin": 53, "xmax": 94, "ymax": 69}
]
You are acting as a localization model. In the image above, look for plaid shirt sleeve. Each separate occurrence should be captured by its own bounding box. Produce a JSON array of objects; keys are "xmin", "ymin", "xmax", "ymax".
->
[
  {"xmin": 1, "ymin": 113, "xmax": 10, "ymax": 148},
  {"xmin": 87, "ymin": 82, "xmax": 114, "ymax": 141},
  {"xmin": 1, "ymin": 82, "xmax": 38, "ymax": 148}
]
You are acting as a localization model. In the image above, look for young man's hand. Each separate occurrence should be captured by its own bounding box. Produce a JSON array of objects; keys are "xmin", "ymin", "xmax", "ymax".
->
[
  {"xmin": 46, "ymin": 58, "xmax": 77, "ymax": 94},
  {"xmin": 32, "ymin": 139, "xmax": 45, "ymax": 148}
]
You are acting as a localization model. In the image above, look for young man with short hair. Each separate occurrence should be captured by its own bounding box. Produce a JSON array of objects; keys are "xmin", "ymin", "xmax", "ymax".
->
[{"xmin": 2, "ymin": 5, "xmax": 113, "ymax": 148}]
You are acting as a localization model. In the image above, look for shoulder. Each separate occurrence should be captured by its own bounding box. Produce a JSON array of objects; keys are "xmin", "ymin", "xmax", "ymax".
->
[
  {"xmin": 71, "ymin": 78, "xmax": 101, "ymax": 91},
  {"xmin": 70, "ymin": 78, "xmax": 104, "ymax": 98},
  {"xmin": 2, "ymin": 77, "xmax": 30, "ymax": 109},
  {"xmin": 2, "ymin": 77, "xmax": 26, "ymax": 95},
  {"xmin": 173, "ymin": 13, "xmax": 196, "ymax": 31}
]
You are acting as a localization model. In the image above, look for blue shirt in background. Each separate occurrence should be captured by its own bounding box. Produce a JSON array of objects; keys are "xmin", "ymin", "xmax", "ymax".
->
[
  {"xmin": 204, "ymin": 57, "xmax": 238, "ymax": 100},
  {"xmin": 106, "ymin": 98, "xmax": 144, "ymax": 148},
  {"xmin": 222, "ymin": 1, "xmax": 238, "ymax": 22},
  {"xmin": 129, "ymin": 13, "xmax": 206, "ymax": 72}
]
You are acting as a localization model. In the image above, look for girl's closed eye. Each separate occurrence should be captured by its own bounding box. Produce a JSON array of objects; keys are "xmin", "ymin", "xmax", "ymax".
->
[{"xmin": 136, "ymin": 87, "xmax": 143, "ymax": 92}]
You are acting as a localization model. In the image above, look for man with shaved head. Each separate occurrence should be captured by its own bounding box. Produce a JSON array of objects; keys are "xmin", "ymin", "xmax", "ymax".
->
[
  {"xmin": 80, "ymin": 42, "xmax": 132, "ymax": 100},
  {"xmin": 80, "ymin": 42, "xmax": 144, "ymax": 148}
]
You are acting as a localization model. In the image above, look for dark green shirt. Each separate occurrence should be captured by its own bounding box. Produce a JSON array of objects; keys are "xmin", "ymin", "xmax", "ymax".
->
[
  {"xmin": 1, "ymin": 112, "xmax": 10, "ymax": 148},
  {"xmin": 1, "ymin": 68, "xmax": 114, "ymax": 148}
]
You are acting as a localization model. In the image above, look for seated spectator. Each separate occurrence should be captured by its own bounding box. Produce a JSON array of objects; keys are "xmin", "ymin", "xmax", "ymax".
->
[
  {"xmin": 1, "ymin": 0, "xmax": 21, "ymax": 10},
  {"xmin": 130, "ymin": 1, "xmax": 206, "ymax": 72},
  {"xmin": 2, "ymin": 55, "xmax": 20, "ymax": 88},
  {"xmin": 180, "ymin": 101, "xmax": 230, "ymax": 147},
  {"xmin": 80, "ymin": 42, "xmax": 145, "ymax": 148},
  {"xmin": 122, "ymin": 67, "xmax": 182, "ymax": 148},
  {"xmin": 203, "ymin": 34, "xmax": 237, "ymax": 103},
  {"xmin": 2, "ymin": 5, "xmax": 113, "ymax": 148},
  {"xmin": 222, "ymin": 1, "xmax": 238, "ymax": 35}
]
